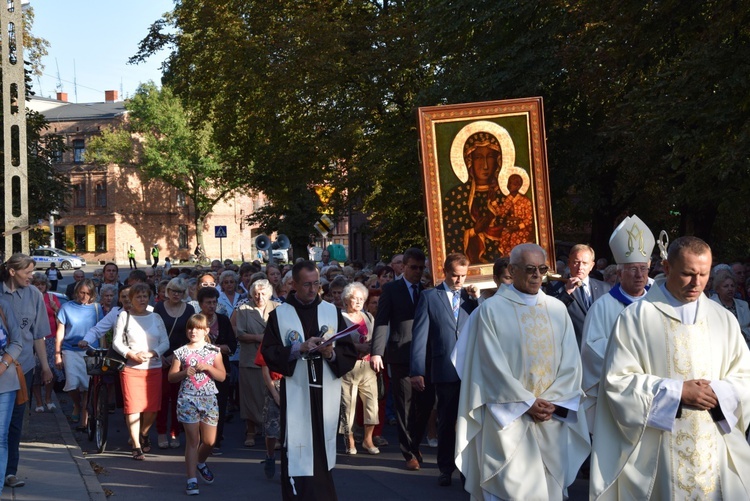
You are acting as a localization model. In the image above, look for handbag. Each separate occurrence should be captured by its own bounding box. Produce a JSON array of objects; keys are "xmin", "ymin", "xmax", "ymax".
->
[
  {"xmin": 14, "ymin": 362, "xmax": 28, "ymax": 406},
  {"xmin": 104, "ymin": 311, "xmax": 130, "ymax": 372},
  {"xmin": 376, "ymin": 372, "xmax": 386, "ymax": 401},
  {"xmin": 0, "ymin": 306, "xmax": 28, "ymax": 405}
]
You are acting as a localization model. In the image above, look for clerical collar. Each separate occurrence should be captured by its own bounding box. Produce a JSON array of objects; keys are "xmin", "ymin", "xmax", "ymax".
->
[
  {"xmin": 510, "ymin": 284, "xmax": 539, "ymax": 306},
  {"xmin": 660, "ymin": 283, "xmax": 699, "ymax": 325},
  {"xmin": 610, "ymin": 283, "xmax": 650, "ymax": 306}
]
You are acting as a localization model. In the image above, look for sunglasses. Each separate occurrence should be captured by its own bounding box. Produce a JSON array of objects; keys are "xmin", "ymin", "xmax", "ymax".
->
[{"xmin": 522, "ymin": 265, "xmax": 549, "ymax": 275}]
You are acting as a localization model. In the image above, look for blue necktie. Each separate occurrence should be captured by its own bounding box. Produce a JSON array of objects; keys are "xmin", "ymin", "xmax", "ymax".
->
[
  {"xmin": 412, "ymin": 284, "xmax": 420, "ymax": 304},
  {"xmin": 452, "ymin": 290, "xmax": 460, "ymax": 322}
]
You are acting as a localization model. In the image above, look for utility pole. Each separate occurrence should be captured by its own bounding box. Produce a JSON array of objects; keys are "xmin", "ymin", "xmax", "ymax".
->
[{"xmin": 1, "ymin": 0, "xmax": 30, "ymax": 257}]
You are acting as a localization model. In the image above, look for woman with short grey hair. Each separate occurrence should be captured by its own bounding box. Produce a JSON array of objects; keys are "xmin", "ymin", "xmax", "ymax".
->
[
  {"xmin": 218, "ymin": 270, "xmax": 240, "ymax": 316},
  {"xmin": 233, "ymin": 278, "xmax": 277, "ymax": 448},
  {"xmin": 339, "ymin": 281, "xmax": 381, "ymax": 454}
]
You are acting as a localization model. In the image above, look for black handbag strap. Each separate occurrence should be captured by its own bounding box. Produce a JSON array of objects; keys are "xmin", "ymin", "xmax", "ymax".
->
[{"xmin": 121, "ymin": 310, "xmax": 130, "ymax": 348}]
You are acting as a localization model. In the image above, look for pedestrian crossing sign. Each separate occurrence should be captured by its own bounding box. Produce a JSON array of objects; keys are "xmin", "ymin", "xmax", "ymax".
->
[{"xmin": 214, "ymin": 226, "xmax": 227, "ymax": 238}]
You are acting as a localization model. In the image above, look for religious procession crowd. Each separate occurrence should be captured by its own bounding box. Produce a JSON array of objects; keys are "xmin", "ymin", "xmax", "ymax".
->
[{"xmin": 0, "ymin": 213, "xmax": 748, "ymax": 500}]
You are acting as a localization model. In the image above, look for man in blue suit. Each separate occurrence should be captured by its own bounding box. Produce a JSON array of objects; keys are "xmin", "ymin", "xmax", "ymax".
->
[{"xmin": 410, "ymin": 253, "xmax": 478, "ymax": 486}]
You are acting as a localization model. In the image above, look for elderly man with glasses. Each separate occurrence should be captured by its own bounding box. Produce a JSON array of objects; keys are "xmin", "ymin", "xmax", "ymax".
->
[
  {"xmin": 453, "ymin": 243, "xmax": 590, "ymax": 501},
  {"xmin": 580, "ymin": 215, "xmax": 655, "ymax": 433}
]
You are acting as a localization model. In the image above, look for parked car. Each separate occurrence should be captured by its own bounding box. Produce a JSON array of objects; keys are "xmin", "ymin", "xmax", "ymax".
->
[{"xmin": 31, "ymin": 247, "xmax": 86, "ymax": 270}]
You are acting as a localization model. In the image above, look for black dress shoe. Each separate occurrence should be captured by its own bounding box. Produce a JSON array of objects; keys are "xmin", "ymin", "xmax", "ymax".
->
[{"xmin": 438, "ymin": 472, "xmax": 452, "ymax": 487}]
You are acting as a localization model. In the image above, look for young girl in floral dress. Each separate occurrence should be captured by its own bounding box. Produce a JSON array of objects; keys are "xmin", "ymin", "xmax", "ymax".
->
[{"xmin": 168, "ymin": 314, "xmax": 226, "ymax": 496}]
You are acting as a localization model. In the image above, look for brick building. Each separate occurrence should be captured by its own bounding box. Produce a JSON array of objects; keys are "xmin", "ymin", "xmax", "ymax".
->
[{"xmin": 28, "ymin": 91, "xmax": 264, "ymax": 266}]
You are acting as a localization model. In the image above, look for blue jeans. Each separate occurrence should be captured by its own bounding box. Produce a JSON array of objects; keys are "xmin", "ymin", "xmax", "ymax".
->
[
  {"xmin": 0, "ymin": 389, "xmax": 18, "ymax": 492},
  {"xmin": 6, "ymin": 369, "xmax": 32, "ymax": 477}
]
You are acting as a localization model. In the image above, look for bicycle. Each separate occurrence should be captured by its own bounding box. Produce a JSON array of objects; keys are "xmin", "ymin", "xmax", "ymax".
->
[{"xmin": 84, "ymin": 348, "xmax": 124, "ymax": 453}]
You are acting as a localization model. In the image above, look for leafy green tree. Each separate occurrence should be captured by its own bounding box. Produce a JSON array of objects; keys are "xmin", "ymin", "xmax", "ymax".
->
[
  {"xmin": 131, "ymin": 0, "xmax": 750, "ymax": 262},
  {"xmin": 131, "ymin": 0, "xmax": 436, "ymax": 258},
  {"xmin": 86, "ymin": 82, "xmax": 250, "ymax": 249}
]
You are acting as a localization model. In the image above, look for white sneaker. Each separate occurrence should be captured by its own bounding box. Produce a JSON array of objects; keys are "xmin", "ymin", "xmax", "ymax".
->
[
  {"xmin": 5, "ymin": 475, "xmax": 25, "ymax": 488},
  {"xmin": 46, "ymin": 402, "xmax": 57, "ymax": 411}
]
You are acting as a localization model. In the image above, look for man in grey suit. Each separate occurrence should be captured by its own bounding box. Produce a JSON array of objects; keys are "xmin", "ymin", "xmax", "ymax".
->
[
  {"xmin": 556, "ymin": 243, "xmax": 611, "ymax": 348},
  {"xmin": 410, "ymin": 253, "xmax": 477, "ymax": 487},
  {"xmin": 370, "ymin": 247, "xmax": 428, "ymax": 471}
]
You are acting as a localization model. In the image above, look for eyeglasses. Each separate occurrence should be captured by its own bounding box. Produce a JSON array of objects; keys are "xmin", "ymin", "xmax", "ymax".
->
[
  {"xmin": 167, "ymin": 288, "xmax": 185, "ymax": 294},
  {"xmin": 300, "ymin": 281, "xmax": 320, "ymax": 289},
  {"xmin": 522, "ymin": 265, "xmax": 549, "ymax": 275},
  {"xmin": 408, "ymin": 265, "xmax": 425, "ymax": 271},
  {"xmin": 200, "ymin": 282, "xmax": 216, "ymax": 287},
  {"xmin": 622, "ymin": 265, "xmax": 649, "ymax": 275}
]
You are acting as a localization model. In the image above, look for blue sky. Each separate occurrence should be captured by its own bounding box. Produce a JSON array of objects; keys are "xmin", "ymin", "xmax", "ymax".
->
[{"xmin": 29, "ymin": 0, "xmax": 174, "ymax": 103}]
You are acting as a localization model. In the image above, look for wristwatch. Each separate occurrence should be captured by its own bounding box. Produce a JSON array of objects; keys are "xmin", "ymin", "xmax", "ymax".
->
[{"xmin": 1, "ymin": 360, "xmax": 9, "ymax": 369}]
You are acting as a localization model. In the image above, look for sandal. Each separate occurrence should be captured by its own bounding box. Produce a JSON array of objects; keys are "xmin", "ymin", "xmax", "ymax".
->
[
  {"xmin": 140, "ymin": 434, "xmax": 152, "ymax": 453},
  {"xmin": 132, "ymin": 448, "xmax": 145, "ymax": 461}
]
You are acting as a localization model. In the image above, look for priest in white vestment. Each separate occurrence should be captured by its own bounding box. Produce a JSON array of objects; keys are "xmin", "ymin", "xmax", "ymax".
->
[
  {"xmin": 581, "ymin": 214, "xmax": 655, "ymax": 432},
  {"xmin": 454, "ymin": 243, "xmax": 590, "ymax": 501},
  {"xmin": 591, "ymin": 236, "xmax": 750, "ymax": 500}
]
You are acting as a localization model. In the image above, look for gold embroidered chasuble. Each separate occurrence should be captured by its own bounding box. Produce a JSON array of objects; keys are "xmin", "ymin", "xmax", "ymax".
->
[
  {"xmin": 591, "ymin": 283, "xmax": 750, "ymax": 500},
  {"xmin": 455, "ymin": 287, "xmax": 590, "ymax": 501}
]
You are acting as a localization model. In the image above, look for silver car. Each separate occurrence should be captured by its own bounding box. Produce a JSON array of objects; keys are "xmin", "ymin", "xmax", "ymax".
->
[{"xmin": 31, "ymin": 247, "xmax": 87, "ymax": 270}]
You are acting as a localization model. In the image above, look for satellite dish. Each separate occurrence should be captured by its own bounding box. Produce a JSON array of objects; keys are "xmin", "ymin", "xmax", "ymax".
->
[
  {"xmin": 276, "ymin": 234, "xmax": 291, "ymax": 250},
  {"xmin": 255, "ymin": 234, "xmax": 272, "ymax": 251}
]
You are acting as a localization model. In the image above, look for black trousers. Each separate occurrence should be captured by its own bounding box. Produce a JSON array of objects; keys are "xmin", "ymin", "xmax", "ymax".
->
[
  {"xmin": 389, "ymin": 363, "xmax": 435, "ymax": 461},
  {"xmin": 435, "ymin": 381, "xmax": 461, "ymax": 474}
]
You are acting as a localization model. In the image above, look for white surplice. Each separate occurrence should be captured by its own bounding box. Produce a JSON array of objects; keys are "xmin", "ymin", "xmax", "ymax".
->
[
  {"xmin": 454, "ymin": 286, "xmax": 590, "ymax": 501},
  {"xmin": 591, "ymin": 281, "xmax": 750, "ymax": 500},
  {"xmin": 581, "ymin": 288, "xmax": 646, "ymax": 433}
]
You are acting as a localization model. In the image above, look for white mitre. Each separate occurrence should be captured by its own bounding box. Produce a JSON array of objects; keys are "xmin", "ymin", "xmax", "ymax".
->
[{"xmin": 609, "ymin": 215, "xmax": 655, "ymax": 264}]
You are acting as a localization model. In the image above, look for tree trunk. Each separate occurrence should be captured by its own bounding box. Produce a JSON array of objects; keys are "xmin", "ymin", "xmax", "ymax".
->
[{"xmin": 195, "ymin": 213, "xmax": 205, "ymax": 257}]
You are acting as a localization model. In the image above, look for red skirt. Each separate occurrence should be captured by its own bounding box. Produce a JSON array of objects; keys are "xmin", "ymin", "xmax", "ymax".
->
[{"xmin": 121, "ymin": 367, "xmax": 162, "ymax": 414}]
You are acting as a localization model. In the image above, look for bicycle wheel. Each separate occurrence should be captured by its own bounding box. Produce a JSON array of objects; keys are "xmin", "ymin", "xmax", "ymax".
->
[
  {"xmin": 95, "ymin": 385, "xmax": 109, "ymax": 453},
  {"xmin": 86, "ymin": 380, "xmax": 96, "ymax": 442}
]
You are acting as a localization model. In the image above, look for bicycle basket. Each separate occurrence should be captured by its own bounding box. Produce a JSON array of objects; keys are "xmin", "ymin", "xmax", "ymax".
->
[{"xmin": 85, "ymin": 355, "xmax": 105, "ymax": 376}]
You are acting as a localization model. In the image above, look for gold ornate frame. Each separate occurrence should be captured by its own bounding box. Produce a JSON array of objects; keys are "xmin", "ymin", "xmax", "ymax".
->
[{"xmin": 418, "ymin": 97, "xmax": 555, "ymax": 287}]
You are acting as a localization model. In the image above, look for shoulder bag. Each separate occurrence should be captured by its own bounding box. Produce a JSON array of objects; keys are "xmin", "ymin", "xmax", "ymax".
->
[
  {"xmin": 104, "ymin": 311, "xmax": 130, "ymax": 372},
  {"xmin": 0, "ymin": 305, "xmax": 28, "ymax": 405}
]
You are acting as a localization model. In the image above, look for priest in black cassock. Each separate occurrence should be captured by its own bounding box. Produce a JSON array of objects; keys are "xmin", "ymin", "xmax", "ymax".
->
[{"xmin": 262, "ymin": 260, "xmax": 357, "ymax": 501}]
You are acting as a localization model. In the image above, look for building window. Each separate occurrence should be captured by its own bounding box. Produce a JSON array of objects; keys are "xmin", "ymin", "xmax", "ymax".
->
[
  {"xmin": 95, "ymin": 182, "xmax": 107, "ymax": 207},
  {"xmin": 51, "ymin": 147, "xmax": 63, "ymax": 163},
  {"xmin": 74, "ymin": 225, "xmax": 86, "ymax": 251},
  {"xmin": 178, "ymin": 225, "xmax": 188, "ymax": 249},
  {"xmin": 176, "ymin": 190, "xmax": 186, "ymax": 207},
  {"xmin": 73, "ymin": 139, "xmax": 85, "ymax": 163},
  {"xmin": 73, "ymin": 183, "xmax": 86, "ymax": 208},
  {"xmin": 95, "ymin": 225, "xmax": 107, "ymax": 251}
]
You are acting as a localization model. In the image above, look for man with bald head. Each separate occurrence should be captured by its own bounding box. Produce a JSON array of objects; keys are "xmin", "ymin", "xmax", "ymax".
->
[
  {"xmin": 591, "ymin": 236, "xmax": 750, "ymax": 499},
  {"xmin": 454, "ymin": 243, "xmax": 589, "ymax": 500}
]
